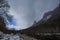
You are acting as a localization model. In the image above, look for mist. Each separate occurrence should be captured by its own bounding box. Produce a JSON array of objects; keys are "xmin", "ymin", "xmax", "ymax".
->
[{"xmin": 7, "ymin": 0, "xmax": 59, "ymax": 30}]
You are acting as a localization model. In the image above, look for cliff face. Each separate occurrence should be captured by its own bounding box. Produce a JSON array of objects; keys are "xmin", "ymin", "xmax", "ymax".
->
[{"xmin": 20, "ymin": 4, "xmax": 60, "ymax": 39}]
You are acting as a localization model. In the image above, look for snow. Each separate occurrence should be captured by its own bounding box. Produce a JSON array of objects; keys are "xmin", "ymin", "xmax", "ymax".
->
[{"xmin": 0, "ymin": 31, "xmax": 23, "ymax": 40}]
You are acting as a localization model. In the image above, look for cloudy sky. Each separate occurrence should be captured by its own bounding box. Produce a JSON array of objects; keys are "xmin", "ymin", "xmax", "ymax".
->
[{"xmin": 7, "ymin": 0, "xmax": 59, "ymax": 30}]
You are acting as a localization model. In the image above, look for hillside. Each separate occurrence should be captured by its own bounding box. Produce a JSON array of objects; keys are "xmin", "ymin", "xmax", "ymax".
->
[{"xmin": 20, "ymin": 4, "xmax": 60, "ymax": 39}]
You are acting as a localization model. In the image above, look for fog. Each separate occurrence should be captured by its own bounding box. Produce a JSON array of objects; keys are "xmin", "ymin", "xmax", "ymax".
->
[{"xmin": 7, "ymin": 0, "xmax": 59, "ymax": 30}]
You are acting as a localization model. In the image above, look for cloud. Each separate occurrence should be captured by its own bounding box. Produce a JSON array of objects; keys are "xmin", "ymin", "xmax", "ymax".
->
[
  {"xmin": 7, "ymin": 7, "xmax": 34, "ymax": 30},
  {"xmin": 6, "ymin": 0, "xmax": 59, "ymax": 30}
]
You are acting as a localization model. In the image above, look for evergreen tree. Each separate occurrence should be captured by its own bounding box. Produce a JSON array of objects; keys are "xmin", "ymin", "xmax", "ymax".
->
[
  {"xmin": 0, "ymin": 0, "xmax": 10, "ymax": 14},
  {"xmin": 0, "ymin": 0, "xmax": 10, "ymax": 29},
  {"xmin": 0, "ymin": 0, "xmax": 16, "ymax": 30}
]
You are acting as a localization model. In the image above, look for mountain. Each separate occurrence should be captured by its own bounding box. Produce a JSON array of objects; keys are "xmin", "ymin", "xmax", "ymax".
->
[
  {"xmin": 0, "ymin": 4, "xmax": 60, "ymax": 39},
  {"xmin": 20, "ymin": 4, "xmax": 60, "ymax": 39}
]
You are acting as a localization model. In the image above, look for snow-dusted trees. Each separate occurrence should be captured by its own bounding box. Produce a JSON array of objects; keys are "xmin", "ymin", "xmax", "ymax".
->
[{"xmin": 0, "ymin": 0, "xmax": 10, "ymax": 14}]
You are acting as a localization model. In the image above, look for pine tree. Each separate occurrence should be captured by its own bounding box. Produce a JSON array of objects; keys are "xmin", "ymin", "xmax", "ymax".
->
[
  {"xmin": 0, "ymin": 0, "xmax": 16, "ymax": 30},
  {"xmin": 0, "ymin": 0, "xmax": 10, "ymax": 30},
  {"xmin": 0, "ymin": 0, "xmax": 10, "ymax": 14}
]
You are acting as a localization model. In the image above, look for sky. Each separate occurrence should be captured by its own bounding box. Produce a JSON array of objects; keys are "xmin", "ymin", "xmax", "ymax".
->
[{"xmin": 6, "ymin": 0, "xmax": 59, "ymax": 30}]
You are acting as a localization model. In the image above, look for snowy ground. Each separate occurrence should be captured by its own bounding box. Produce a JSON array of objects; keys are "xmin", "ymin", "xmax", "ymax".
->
[{"xmin": 0, "ymin": 31, "xmax": 23, "ymax": 40}]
